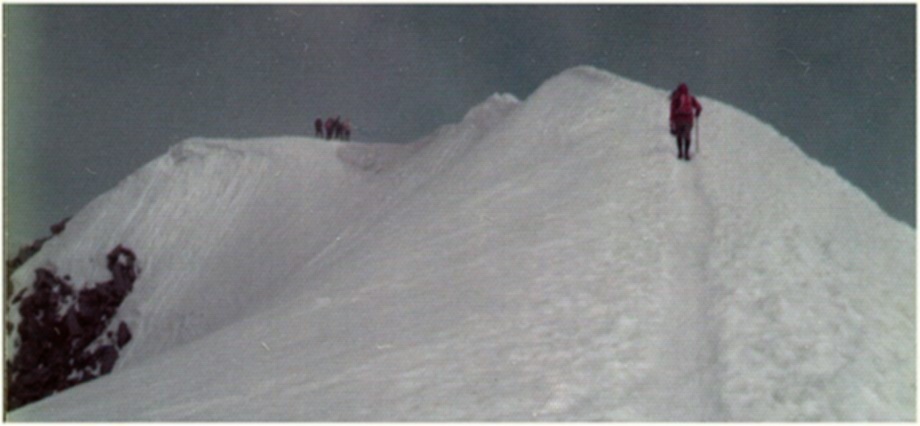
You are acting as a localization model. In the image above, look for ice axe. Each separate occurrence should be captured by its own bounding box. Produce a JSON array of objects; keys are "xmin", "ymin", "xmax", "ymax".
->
[{"xmin": 694, "ymin": 115, "xmax": 701, "ymax": 156}]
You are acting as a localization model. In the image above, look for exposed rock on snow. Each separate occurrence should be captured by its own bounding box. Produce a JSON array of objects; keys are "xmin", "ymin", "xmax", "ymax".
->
[
  {"xmin": 6, "ymin": 245, "xmax": 138, "ymax": 410},
  {"xmin": 5, "ymin": 217, "xmax": 71, "ymax": 295}
]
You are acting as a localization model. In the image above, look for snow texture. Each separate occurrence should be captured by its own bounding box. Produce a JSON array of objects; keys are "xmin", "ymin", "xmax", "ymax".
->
[{"xmin": 6, "ymin": 66, "xmax": 914, "ymax": 421}]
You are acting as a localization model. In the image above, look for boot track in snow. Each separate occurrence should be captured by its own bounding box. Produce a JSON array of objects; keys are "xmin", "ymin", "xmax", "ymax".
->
[{"xmin": 645, "ymin": 159, "xmax": 726, "ymax": 420}]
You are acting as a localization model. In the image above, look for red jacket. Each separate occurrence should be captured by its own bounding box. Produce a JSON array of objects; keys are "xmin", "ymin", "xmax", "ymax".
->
[{"xmin": 670, "ymin": 83, "xmax": 702, "ymax": 126}]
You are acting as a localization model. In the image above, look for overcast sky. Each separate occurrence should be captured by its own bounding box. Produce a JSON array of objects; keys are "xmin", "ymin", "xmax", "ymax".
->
[{"xmin": 4, "ymin": 5, "xmax": 915, "ymax": 252}]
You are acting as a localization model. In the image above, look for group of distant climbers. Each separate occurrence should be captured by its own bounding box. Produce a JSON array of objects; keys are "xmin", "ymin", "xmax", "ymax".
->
[{"xmin": 315, "ymin": 116, "xmax": 351, "ymax": 141}]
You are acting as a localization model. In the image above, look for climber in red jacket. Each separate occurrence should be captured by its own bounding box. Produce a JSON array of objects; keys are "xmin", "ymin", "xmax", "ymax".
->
[{"xmin": 669, "ymin": 83, "xmax": 702, "ymax": 161}]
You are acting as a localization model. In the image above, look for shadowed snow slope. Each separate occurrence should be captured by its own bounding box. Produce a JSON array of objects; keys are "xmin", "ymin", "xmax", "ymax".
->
[{"xmin": 7, "ymin": 66, "xmax": 914, "ymax": 421}]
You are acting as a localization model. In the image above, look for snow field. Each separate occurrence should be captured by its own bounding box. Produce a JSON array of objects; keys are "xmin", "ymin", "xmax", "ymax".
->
[
  {"xmin": 7, "ymin": 66, "xmax": 914, "ymax": 421},
  {"xmin": 696, "ymin": 100, "xmax": 915, "ymax": 420}
]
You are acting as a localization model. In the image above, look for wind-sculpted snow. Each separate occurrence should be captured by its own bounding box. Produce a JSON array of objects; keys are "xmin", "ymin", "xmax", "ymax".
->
[
  {"xmin": 7, "ymin": 66, "xmax": 914, "ymax": 421},
  {"xmin": 697, "ymin": 102, "xmax": 915, "ymax": 419}
]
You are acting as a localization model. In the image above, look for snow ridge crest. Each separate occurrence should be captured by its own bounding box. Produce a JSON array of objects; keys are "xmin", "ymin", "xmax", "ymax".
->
[{"xmin": 461, "ymin": 92, "xmax": 521, "ymax": 126}]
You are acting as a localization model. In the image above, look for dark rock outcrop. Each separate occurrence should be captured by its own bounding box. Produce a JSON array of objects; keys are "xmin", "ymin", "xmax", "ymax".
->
[
  {"xmin": 5, "ymin": 217, "xmax": 71, "ymax": 306},
  {"xmin": 6, "ymin": 245, "xmax": 139, "ymax": 411},
  {"xmin": 5, "ymin": 217, "xmax": 70, "ymax": 280}
]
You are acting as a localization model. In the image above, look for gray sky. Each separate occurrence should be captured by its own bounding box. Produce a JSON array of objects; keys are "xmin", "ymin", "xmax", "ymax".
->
[{"xmin": 4, "ymin": 5, "xmax": 915, "ymax": 253}]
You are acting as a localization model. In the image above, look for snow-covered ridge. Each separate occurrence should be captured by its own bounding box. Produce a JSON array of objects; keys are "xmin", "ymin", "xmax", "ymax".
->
[{"xmin": 7, "ymin": 66, "xmax": 914, "ymax": 421}]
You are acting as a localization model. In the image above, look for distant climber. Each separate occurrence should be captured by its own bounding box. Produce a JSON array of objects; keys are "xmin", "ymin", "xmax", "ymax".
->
[
  {"xmin": 324, "ymin": 117, "xmax": 336, "ymax": 140},
  {"xmin": 341, "ymin": 119, "xmax": 351, "ymax": 141},
  {"xmin": 314, "ymin": 118, "xmax": 324, "ymax": 138},
  {"xmin": 669, "ymin": 83, "xmax": 702, "ymax": 161},
  {"xmin": 333, "ymin": 116, "xmax": 343, "ymax": 140}
]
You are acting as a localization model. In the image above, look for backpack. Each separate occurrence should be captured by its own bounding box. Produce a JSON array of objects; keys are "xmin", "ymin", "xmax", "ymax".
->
[{"xmin": 676, "ymin": 92, "xmax": 694, "ymax": 116}]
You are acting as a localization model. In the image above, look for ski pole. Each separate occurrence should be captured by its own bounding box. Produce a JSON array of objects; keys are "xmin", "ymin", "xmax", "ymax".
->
[{"xmin": 695, "ymin": 116, "xmax": 701, "ymax": 155}]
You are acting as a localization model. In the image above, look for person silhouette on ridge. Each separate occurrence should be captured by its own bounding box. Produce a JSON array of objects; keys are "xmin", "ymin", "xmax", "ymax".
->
[
  {"xmin": 314, "ymin": 118, "xmax": 324, "ymax": 138},
  {"xmin": 669, "ymin": 83, "xmax": 703, "ymax": 161},
  {"xmin": 324, "ymin": 117, "xmax": 336, "ymax": 140}
]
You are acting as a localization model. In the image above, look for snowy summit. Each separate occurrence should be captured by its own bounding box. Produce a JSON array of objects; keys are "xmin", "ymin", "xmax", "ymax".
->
[{"xmin": 6, "ymin": 66, "xmax": 914, "ymax": 421}]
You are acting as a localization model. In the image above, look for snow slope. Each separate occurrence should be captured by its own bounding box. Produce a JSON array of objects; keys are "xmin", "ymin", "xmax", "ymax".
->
[{"xmin": 6, "ymin": 66, "xmax": 914, "ymax": 421}]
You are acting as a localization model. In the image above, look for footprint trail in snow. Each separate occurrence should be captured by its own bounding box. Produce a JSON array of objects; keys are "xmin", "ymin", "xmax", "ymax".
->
[{"xmin": 645, "ymin": 157, "xmax": 725, "ymax": 420}]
